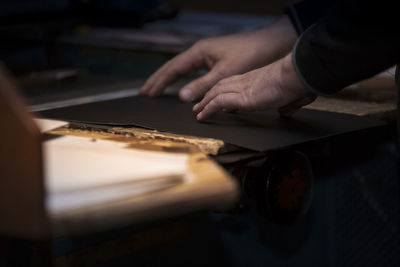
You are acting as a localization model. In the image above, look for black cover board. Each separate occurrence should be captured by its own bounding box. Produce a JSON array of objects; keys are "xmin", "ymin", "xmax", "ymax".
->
[{"xmin": 40, "ymin": 95, "xmax": 384, "ymax": 151}]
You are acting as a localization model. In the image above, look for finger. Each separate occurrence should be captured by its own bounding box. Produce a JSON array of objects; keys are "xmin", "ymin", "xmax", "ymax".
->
[
  {"xmin": 193, "ymin": 75, "xmax": 242, "ymax": 113},
  {"xmin": 178, "ymin": 65, "xmax": 227, "ymax": 102},
  {"xmin": 147, "ymin": 51, "xmax": 204, "ymax": 97},
  {"xmin": 141, "ymin": 47, "xmax": 205, "ymax": 97},
  {"xmin": 139, "ymin": 60, "xmax": 173, "ymax": 95},
  {"xmin": 196, "ymin": 93, "xmax": 241, "ymax": 121},
  {"xmin": 141, "ymin": 52, "xmax": 194, "ymax": 95},
  {"xmin": 278, "ymin": 93, "xmax": 316, "ymax": 117}
]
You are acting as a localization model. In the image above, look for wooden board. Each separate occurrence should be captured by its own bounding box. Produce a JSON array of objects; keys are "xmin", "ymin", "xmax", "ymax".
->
[
  {"xmin": 305, "ymin": 74, "xmax": 397, "ymax": 120},
  {"xmin": 49, "ymin": 123, "xmax": 232, "ymax": 156}
]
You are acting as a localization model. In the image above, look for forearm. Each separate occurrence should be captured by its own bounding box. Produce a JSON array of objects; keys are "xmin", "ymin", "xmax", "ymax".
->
[
  {"xmin": 286, "ymin": 0, "xmax": 335, "ymax": 34},
  {"xmin": 278, "ymin": 52, "xmax": 308, "ymax": 100},
  {"xmin": 246, "ymin": 15, "xmax": 298, "ymax": 66},
  {"xmin": 291, "ymin": 0, "xmax": 400, "ymax": 95}
]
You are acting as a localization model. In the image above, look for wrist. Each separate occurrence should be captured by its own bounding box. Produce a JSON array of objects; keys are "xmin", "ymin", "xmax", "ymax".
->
[
  {"xmin": 255, "ymin": 15, "xmax": 298, "ymax": 61},
  {"xmin": 278, "ymin": 53, "xmax": 309, "ymax": 100}
]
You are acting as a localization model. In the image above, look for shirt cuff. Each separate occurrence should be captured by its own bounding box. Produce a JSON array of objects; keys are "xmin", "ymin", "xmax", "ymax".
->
[{"xmin": 292, "ymin": 25, "xmax": 344, "ymax": 96}]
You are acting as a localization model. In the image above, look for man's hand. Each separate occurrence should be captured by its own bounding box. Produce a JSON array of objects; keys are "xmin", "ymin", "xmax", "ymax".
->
[
  {"xmin": 139, "ymin": 16, "xmax": 297, "ymax": 102},
  {"xmin": 193, "ymin": 53, "xmax": 316, "ymax": 120}
]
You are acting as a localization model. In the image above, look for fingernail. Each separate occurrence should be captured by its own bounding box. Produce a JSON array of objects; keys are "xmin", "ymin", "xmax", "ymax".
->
[
  {"xmin": 193, "ymin": 103, "xmax": 199, "ymax": 112},
  {"xmin": 180, "ymin": 89, "xmax": 194, "ymax": 102}
]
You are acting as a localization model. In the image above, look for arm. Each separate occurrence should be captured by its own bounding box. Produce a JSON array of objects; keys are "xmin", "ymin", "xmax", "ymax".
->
[
  {"xmin": 292, "ymin": 0, "xmax": 400, "ymax": 95},
  {"xmin": 139, "ymin": 15, "xmax": 298, "ymax": 102},
  {"xmin": 193, "ymin": 52, "xmax": 314, "ymax": 120},
  {"xmin": 194, "ymin": 0, "xmax": 400, "ymax": 120},
  {"xmin": 286, "ymin": 0, "xmax": 335, "ymax": 34}
]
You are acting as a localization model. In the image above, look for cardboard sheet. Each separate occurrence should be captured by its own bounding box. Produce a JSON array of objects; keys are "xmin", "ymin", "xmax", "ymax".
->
[{"xmin": 40, "ymin": 95, "xmax": 384, "ymax": 151}]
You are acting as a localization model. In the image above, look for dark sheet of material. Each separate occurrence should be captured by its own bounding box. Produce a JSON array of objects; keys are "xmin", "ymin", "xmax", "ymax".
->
[{"xmin": 39, "ymin": 95, "xmax": 384, "ymax": 151}]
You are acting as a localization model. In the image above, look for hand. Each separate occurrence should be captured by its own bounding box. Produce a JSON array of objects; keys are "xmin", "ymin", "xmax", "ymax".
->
[
  {"xmin": 139, "ymin": 15, "xmax": 298, "ymax": 102},
  {"xmin": 193, "ymin": 53, "xmax": 316, "ymax": 120}
]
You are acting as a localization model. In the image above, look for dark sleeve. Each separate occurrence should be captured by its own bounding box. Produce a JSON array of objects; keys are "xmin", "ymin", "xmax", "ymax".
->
[
  {"xmin": 286, "ymin": 0, "xmax": 335, "ymax": 34},
  {"xmin": 396, "ymin": 65, "xmax": 400, "ymax": 145},
  {"xmin": 289, "ymin": 0, "xmax": 400, "ymax": 95}
]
